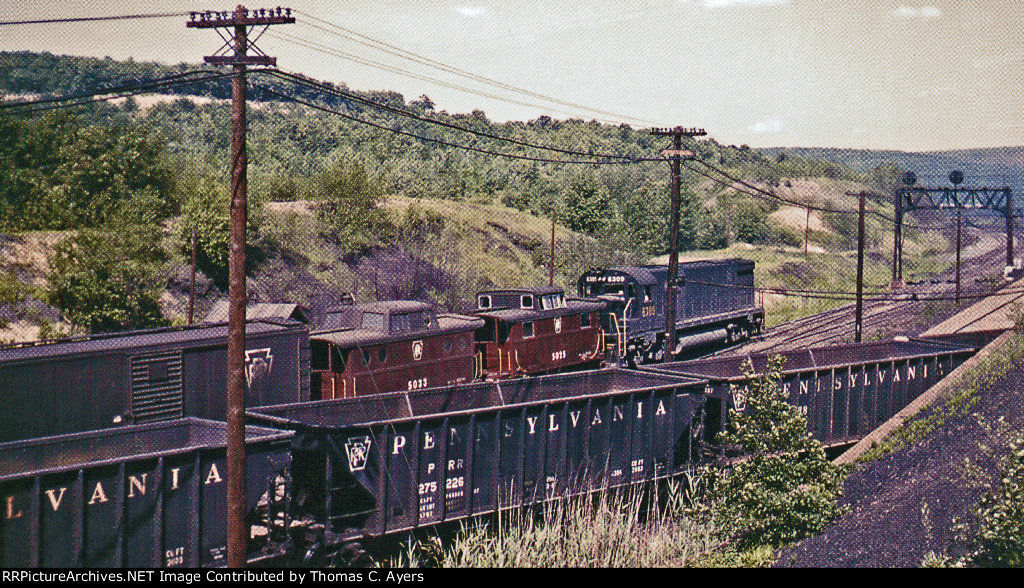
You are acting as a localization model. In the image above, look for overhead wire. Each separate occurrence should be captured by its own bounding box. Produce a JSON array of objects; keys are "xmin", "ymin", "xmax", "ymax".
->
[
  {"xmin": 0, "ymin": 12, "xmax": 188, "ymax": 26},
  {"xmin": 290, "ymin": 10, "xmax": 658, "ymax": 128},
  {"xmin": 259, "ymin": 68, "xmax": 635, "ymax": 161},
  {"xmin": 266, "ymin": 29, "xmax": 637, "ymax": 127},
  {"xmin": 0, "ymin": 70, "xmax": 230, "ymax": 110},
  {"xmin": 251, "ymin": 82, "xmax": 636, "ymax": 165},
  {"xmin": 0, "ymin": 72, "xmax": 236, "ymax": 116}
]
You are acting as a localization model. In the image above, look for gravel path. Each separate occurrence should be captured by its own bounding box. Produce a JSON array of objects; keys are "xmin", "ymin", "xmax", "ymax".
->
[{"xmin": 776, "ymin": 352, "xmax": 1024, "ymax": 567}]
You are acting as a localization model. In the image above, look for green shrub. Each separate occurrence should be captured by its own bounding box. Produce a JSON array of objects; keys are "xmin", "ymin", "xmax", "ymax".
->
[
  {"xmin": 961, "ymin": 430, "xmax": 1024, "ymax": 567},
  {"xmin": 46, "ymin": 227, "xmax": 168, "ymax": 334},
  {"xmin": 306, "ymin": 159, "xmax": 394, "ymax": 255},
  {"xmin": 697, "ymin": 356, "xmax": 849, "ymax": 548}
]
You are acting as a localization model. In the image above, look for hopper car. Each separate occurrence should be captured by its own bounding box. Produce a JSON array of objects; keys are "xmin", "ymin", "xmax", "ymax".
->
[{"xmin": 0, "ymin": 332, "xmax": 978, "ymax": 567}]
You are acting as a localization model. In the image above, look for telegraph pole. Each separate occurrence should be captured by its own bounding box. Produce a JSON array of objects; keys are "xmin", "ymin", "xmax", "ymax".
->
[
  {"xmin": 187, "ymin": 5, "xmax": 293, "ymax": 568},
  {"xmin": 550, "ymin": 207, "xmax": 556, "ymax": 287},
  {"xmin": 651, "ymin": 127, "xmax": 704, "ymax": 362},
  {"xmin": 849, "ymin": 192, "xmax": 867, "ymax": 342}
]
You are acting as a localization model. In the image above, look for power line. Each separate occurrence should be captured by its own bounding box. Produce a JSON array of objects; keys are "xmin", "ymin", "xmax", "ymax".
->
[
  {"xmin": 291, "ymin": 10, "xmax": 658, "ymax": 128},
  {"xmin": 686, "ymin": 158, "xmax": 939, "ymax": 230},
  {"xmin": 0, "ymin": 72, "xmax": 236, "ymax": 116},
  {"xmin": 0, "ymin": 12, "xmax": 188, "ymax": 26},
  {"xmin": 0, "ymin": 70, "xmax": 227, "ymax": 110},
  {"xmin": 260, "ymin": 68, "xmax": 634, "ymax": 161},
  {"xmin": 267, "ymin": 29, "xmax": 639, "ymax": 127},
  {"xmin": 252, "ymin": 83, "xmax": 636, "ymax": 165}
]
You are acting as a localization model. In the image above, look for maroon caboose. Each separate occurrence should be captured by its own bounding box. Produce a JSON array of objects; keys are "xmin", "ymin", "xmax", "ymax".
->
[
  {"xmin": 310, "ymin": 300, "xmax": 483, "ymax": 399},
  {"xmin": 473, "ymin": 286, "xmax": 606, "ymax": 379}
]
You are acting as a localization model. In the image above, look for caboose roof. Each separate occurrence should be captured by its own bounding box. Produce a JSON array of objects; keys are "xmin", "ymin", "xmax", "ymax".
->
[
  {"xmin": 476, "ymin": 285, "xmax": 565, "ymax": 297},
  {"xmin": 312, "ymin": 314, "xmax": 483, "ymax": 348},
  {"xmin": 474, "ymin": 299, "xmax": 605, "ymax": 323},
  {"xmin": 313, "ymin": 300, "xmax": 483, "ymax": 348}
]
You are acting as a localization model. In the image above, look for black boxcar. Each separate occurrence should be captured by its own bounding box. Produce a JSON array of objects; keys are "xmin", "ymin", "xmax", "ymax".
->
[
  {"xmin": 247, "ymin": 368, "xmax": 706, "ymax": 557},
  {"xmin": 644, "ymin": 338, "xmax": 976, "ymax": 447},
  {"xmin": 579, "ymin": 258, "xmax": 764, "ymax": 365},
  {"xmin": 0, "ymin": 418, "xmax": 292, "ymax": 567},
  {"xmin": 0, "ymin": 319, "xmax": 311, "ymax": 443}
]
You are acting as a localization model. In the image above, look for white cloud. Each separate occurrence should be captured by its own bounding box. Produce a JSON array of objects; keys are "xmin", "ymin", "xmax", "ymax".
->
[
  {"xmin": 682, "ymin": 0, "xmax": 789, "ymax": 7},
  {"xmin": 455, "ymin": 6, "xmax": 487, "ymax": 18},
  {"xmin": 747, "ymin": 119, "xmax": 783, "ymax": 133},
  {"xmin": 891, "ymin": 6, "xmax": 942, "ymax": 19}
]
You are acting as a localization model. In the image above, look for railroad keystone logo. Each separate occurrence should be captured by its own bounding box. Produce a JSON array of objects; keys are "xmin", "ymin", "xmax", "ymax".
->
[
  {"xmin": 412, "ymin": 340, "xmax": 424, "ymax": 361},
  {"xmin": 554, "ymin": 318, "xmax": 562, "ymax": 333},
  {"xmin": 344, "ymin": 436, "xmax": 372, "ymax": 472},
  {"xmin": 244, "ymin": 348, "xmax": 274, "ymax": 388}
]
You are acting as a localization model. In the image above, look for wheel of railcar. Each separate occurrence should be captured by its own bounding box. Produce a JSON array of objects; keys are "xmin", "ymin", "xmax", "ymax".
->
[
  {"xmin": 306, "ymin": 540, "xmax": 373, "ymax": 568},
  {"xmin": 625, "ymin": 344, "xmax": 643, "ymax": 368},
  {"xmin": 647, "ymin": 341, "xmax": 664, "ymax": 363}
]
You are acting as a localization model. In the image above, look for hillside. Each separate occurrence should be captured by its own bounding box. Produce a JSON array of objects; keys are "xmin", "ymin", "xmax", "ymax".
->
[
  {"xmin": 759, "ymin": 146, "xmax": 1024, "ymax": 210},
  {"xmin": 0, "ymin": 51, "xmax": 951, "ymax": 341}
]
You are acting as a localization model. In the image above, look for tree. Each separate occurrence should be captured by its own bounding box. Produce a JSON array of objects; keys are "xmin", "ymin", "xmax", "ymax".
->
[
  {"xmin": 305, "ymin": 158, "xmax": 394, "ymax": 255},
  {"xmin": 701, "ymin": 355, "xmax": 849, "ymax": 548},
  {"xmin": 46, "ymin": 228, "xmax": 168, "ymax": 334},
  {"xmin": 561, "ymin": 174, "xmax": 611, "ymax": 236}
]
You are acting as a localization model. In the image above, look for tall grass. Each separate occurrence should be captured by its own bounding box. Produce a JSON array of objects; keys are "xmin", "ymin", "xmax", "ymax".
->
[{"xmin": 392, "ymin": 483, "xmax": 723, "ymax": 568}]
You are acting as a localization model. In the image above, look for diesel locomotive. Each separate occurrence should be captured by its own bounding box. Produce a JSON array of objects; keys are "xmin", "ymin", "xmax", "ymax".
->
[{"xmin": 579, "ymin": 258, "xmax": 764, "ymax": 366}]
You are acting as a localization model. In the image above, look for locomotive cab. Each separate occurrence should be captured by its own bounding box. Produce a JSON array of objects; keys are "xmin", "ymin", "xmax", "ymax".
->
[{"xmin": 579, "ymin": 260, "xmax": 764, "ymax": 366}]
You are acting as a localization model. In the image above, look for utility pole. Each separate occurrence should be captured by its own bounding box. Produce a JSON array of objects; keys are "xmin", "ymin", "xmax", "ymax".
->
[
  {"xmin": 550, "ymin": 207, "xmax": 556, "ymax": 287},
  {"xmin": 187, "ymin": 5, "xmax": 293, "ymax": 568},
  {"xmin": 189, "ymin": 226, "xmax": 197, "ymax": 325},
  {"xmin": 651, "ymin": 126, "xmax": 704, "ymax": 362},
  {"xmin": 804, "ymin": 206, "xmax": 810, "ymax": 256},
  {"xmin": 956, "ymin": 208, "xmax": 962, "ymax": 305},
  {"xmin": 851, "ymin": 192, "xmax": 867, "ymax": 342}
]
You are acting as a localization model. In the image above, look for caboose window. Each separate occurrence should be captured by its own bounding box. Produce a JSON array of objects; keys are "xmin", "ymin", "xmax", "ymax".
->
[
  {"xmin": 521, "ymin": 295, "xmax": 534, "ymax": 309},
  {"xmin": 362, "ymin": 312, "xmax": 385, "ymax": 331},
  {"xmin": 478, "ymin": 295, "xmax": 491, "ymax": 309},
  {"xmin": 522, "ymin": 322, "xmax": 535, "ymax": 338},
  {"xmin": 644, "ymin": 286, "xmax": 652, "ymax": 303},
  {"xmin": 389, "ymin": 313, "xmax": 411, "ymax": 332},
  {"xmin": 580, "ymin": 313, "xmax": 590, "ymax": 328},
  {"xmin": 361, "ymin": 349, "xmax": 372, "ymax": 365},
  {"xmin": 540, "ymin": 293, "xmax": 566, "ymax": 310},
  {"xmin": 378, "ymin": 348, "xmax": 387, "ymax": 363}
]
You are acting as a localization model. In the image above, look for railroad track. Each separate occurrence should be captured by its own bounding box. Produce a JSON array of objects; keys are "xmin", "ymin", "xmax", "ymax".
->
[{"xmin": 719, "ymin": 228, "xmax": 1013, "ymax": 356}]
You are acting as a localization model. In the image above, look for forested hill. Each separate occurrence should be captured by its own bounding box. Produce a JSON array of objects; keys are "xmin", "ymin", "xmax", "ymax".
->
[
  {"xmin": 0, "ymin": 51, "xmax": 905, "ymax": 339},
  {"xmin": 759, "ymin": 146, "xmax": 1024, "ymax": 207},
  {"xmin": 0, "ymin": 51, "xmax": 888, "ymax": 249}
]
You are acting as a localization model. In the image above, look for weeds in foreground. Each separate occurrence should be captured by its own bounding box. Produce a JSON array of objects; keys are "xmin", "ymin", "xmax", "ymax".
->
[
  {"xmin": 390, "ymin": 485, "xmax": 723, "ymax": 568},
  {"xmin": 922, "ymin": 427, "xmax": 1024, "ymax": 567}
]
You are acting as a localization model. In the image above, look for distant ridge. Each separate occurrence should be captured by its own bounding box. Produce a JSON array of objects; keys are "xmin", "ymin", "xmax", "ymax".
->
[{"xmin": 758, "ymin": 146, "xmax": 1024, "ymax": 208}]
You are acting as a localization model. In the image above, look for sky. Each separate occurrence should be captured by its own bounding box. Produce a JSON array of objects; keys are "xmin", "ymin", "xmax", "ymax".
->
[{"xmin": 2, "ymin": 1, "xmax": 1022, "ymax": 152}]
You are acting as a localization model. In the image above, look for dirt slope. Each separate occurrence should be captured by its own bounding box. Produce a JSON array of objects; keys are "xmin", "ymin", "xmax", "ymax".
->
[{"xmin": 777, "ymin": 351, "xmax": 1024, "ymax": 567}]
